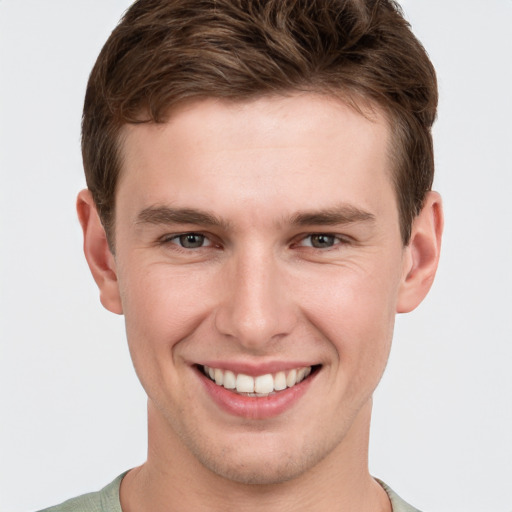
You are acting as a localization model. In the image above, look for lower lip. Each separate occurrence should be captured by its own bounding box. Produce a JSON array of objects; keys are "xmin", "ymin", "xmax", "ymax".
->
[{"xmin": 197, "ymin": 368, "xmax": 316, "ymax": 420}]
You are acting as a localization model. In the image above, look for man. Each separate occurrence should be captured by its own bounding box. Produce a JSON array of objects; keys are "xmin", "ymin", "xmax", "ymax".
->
[{"xmin": 41, "ymin": 0, "xmax": 443, "ymax": 510}]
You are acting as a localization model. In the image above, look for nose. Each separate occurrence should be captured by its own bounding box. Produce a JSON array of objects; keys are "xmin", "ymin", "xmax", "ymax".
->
[{"xmin": 214, "ymin": 247, "xmax": 298, "ymax": 351}]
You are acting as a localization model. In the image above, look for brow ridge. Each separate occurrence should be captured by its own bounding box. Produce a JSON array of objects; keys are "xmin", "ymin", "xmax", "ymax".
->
[
  {"xmin": 136, "ymin": 204, "xmax": 375, "ymax": 230},
  {"xmin": 290, "ymin": 206, "xmax": 376, "ymax": 226},
  {"xmin": 136, "ymin": 206, "xmax": 230, "ymax": 229}
]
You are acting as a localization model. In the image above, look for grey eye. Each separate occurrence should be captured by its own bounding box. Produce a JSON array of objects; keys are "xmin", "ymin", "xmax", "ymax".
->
[
  {"xmin": 309, "ymin": 234, "xmax": 336, "ymax": 248},
  {"xmin": 177, "ymin": 233, "xmax": 207, "ymax": 248}
]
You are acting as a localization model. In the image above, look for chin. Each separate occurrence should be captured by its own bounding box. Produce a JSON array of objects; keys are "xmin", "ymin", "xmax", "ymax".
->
[
  {"xmin": 201, "ymin": 452, "xmax": 312, "ymax": 486},
  {"xmin": 186, "ymin": 433, "xmax": 330, "ymax": 486}
]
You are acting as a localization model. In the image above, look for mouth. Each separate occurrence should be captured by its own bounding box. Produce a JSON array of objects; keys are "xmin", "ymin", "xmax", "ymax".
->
[{"xmin": 200, "ymin": 364, "xmax": 320, "ymax": 398}]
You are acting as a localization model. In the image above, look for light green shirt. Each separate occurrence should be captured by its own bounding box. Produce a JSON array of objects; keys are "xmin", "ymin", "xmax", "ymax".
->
[{"xmin": 38, "ymin": 474, "xmax": 421, "ymax": 512}]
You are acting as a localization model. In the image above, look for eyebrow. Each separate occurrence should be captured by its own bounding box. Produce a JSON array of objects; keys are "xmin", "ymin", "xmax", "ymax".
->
[
  {"xmin": 136, "ymin": 204, "xmax": 375, "ymax": 230},
  {"xmin": 136, "ymin": 206, "xmax": 231, "ymax": 230},
  {"xmin": 289, "ymin": 205, "xmax": 376, "ymax": 226}
]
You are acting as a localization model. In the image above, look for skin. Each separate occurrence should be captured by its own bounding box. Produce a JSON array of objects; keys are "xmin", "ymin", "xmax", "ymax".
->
[{"xmin": 78, "ymin": 93, "xmax": 443, "ymax": 511}]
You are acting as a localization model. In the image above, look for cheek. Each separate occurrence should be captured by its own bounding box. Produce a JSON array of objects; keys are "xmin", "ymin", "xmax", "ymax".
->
[
  {"xmin": 297, "ymin": 263, "xmax": 399, "ymax": 366},
  {"xmin": 118, "ymin": 263, "xmax": 215, "ymax": 368}
]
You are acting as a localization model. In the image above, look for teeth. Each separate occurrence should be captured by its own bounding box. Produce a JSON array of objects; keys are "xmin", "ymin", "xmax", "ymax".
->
[
  {"xmin": 214, "ymin": 368, "xmax": 224, "ymax": 386},
  {"xmin": 236, "ymin": 373, "xmax": 254, "ymax": 393},
  {"xmin": 254, "ymin": 374, "xmax": 274, "ymax": 394},
  {"xmin": 203, "ymin": 365, "xmax": 314, "ymax": 396},
  {"xmin": 223, "ymin": 370, "xmax": 236, "ymax": 389},
  {"xmin": 274, "ymin": 371, "xmax": 287, "ymax": 391},
  {"xmin": 286, "ymin": 369, "xmax": 297, "ymax": 388}
]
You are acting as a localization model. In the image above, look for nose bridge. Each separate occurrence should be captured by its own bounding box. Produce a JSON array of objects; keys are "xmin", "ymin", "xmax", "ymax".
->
[{"xmin": 214, "ymin": 243, "xmax": 296, "ymax": 348}]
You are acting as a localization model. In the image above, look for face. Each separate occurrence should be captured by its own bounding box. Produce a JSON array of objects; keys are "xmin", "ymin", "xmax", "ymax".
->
[{"xmin": 111, "ymin": 94, "xmax": 409, "ymax": 484}]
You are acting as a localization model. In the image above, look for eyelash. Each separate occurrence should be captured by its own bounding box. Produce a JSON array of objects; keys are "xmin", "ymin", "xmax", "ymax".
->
[
  {"xmin": 159, "ymin": 232, "xmax": 214, "ymax": 250},
  {"xmin": 158, "ymin": 232, "xmax": 350, "ymax": 252},
  {"xmin": 294, "ymin": 233, "xmax": 349, "ymax": 250}
]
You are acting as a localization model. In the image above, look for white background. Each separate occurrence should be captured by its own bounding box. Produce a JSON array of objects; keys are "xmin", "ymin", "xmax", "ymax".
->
[{"xmin": 1, "ymin": 1, "xmax": 511, "ymax": 511}]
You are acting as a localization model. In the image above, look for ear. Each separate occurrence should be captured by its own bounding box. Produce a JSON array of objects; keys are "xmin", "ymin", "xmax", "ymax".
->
[
  {"xmin": 396, "ymin": 191, "xmax": 444, "ymax": 313},
  {"xmin": 77, "ymin": 189, "xmax": 123, "ymax": 315}
]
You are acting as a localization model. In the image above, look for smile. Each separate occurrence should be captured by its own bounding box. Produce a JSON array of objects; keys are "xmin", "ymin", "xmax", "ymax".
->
[{"xmin": 202, "ymin": 365, "xmax": 314, "ymax": 397}]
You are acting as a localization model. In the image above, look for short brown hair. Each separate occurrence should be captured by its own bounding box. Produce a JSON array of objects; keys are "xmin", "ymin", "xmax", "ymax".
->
[{"xmin": 82, "ymin": 0, "xmax": 437, "ymax": 247}]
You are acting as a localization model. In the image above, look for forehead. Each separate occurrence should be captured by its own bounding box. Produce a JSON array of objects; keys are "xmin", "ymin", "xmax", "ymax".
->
[
  {"xmin": 116, "ymin": 93, "xmax": 395, "ymax": 224},
  {"xmin": 122, "ymin": 92, "xmax": 388, "ymax": 151}
]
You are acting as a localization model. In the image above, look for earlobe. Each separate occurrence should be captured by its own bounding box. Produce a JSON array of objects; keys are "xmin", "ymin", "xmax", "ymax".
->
[
  {"xmin": 396, "ymin": 191, "xmax": 444, "ymax": 313},
  {"xmin": 77, "ymin": 189, "xmax": 123, "ymax": 315}
]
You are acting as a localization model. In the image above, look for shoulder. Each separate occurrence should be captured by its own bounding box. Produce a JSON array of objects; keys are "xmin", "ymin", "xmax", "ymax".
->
[
  {"xmin": 377, "ymin": 479, "xmax": 423, "ymax": 512},
  {"xmin": 36, "ymin": 473, "xmax": 125, "ymax": 512}
]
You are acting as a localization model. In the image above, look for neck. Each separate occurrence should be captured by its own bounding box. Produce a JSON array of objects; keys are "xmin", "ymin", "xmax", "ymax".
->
[{"xmin": 120, "ymin": 399, "xmax": 391, "ymax": 512}]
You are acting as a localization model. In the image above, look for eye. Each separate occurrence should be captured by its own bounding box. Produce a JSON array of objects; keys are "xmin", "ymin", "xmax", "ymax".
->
[
  {"xmin": 167, "ymin": 233, "xmax": 211, "ymax": 249},
  {"xmin": 299, "ymin": 234, "xmax": 340, "ymax": 249}
]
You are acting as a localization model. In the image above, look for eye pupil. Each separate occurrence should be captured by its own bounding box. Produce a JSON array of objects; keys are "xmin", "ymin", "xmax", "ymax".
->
[
  {"xmin": 311, "ymin": 234, "xmax": 335, "ymax": 248},
  {"xmin": 179, "ymin": 234, "xmax": 204, "ymax": 248}
]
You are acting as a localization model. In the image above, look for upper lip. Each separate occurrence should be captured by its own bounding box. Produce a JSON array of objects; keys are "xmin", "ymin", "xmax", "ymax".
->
[{"xmin": 194, "ymin": 360, "xmax": 319, "ymax": 376}]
